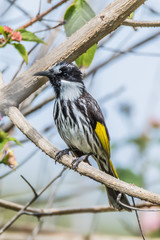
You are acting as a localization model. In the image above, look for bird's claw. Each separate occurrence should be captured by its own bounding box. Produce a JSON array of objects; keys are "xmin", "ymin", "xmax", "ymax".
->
[
  {"xmin": 55, "ymin": 148, "xmax": 70, "ymax": 163},
  {"xmin": 71, "ymin": 154, "xmax": 89, "ymax": 169}
]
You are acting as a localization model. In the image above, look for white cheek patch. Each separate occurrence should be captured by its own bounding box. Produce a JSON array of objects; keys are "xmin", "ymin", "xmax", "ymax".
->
[{"xmin": 60, "ymin": 80, "xmax": 83, "ymax": 101}]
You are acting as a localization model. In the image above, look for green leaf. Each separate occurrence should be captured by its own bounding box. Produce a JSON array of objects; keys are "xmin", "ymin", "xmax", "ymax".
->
[
  {"xmin": 117, "ymin": 168, "xmax": 144, "ymax": 187},
  {"xmin": 12, "ymin": 43, "xmax": 28, "ymax": 64},
  {"xmin": 0, "ymin": 130, "xmax": 8, "ymax": 151},
  {"xmin": 128, "ymin": 11, "xmax": 134, "ymax": 19},
  {"xmin": 76, "ymin": 44, "xmax": 97, "ymax": 68},
  {"xmin": 64, "ymin": 0, "xmax": 97, "ymax": 68},
  {"xmin": 0, "ymin": 26, "xmax": 7, "ymax": 39},
  {"xmin": 0, "ymin": 130, "xmax": 21, "ymax": 152},
  {"xmin": 64, "ymin": 0, "xmax": 95, "ymax": 37},
  {"xmin": 18, "ymin": 29, "xmax": 45, "ymax": 44}
]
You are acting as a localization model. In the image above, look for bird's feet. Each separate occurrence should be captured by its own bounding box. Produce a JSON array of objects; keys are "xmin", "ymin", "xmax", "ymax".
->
[
  {"xmin": 55, "ymin": 148, "xmax": 70, "ymax": 162},
  {"xmin": 72, "ymin": 154, "xmax": 91, "ymax": 169}
]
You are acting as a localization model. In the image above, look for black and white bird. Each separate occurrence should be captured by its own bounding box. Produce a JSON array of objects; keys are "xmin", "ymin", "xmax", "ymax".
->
[{"xmin": 34, "ymin": 61, "xmax": 130, "ymax": 211}]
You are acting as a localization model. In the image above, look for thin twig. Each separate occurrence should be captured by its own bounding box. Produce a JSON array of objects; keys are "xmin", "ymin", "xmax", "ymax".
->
[
  {"xmin": 0, "ymin": 167, "xmax": 66, "ymax": 234},
  {"xmin": 118, "ymin": 196, "xmax": 160, "ymax": 212},
  {"xmin": 0, "ymin": 199, "xmax": 157, "ymax": 216},
  {"xmin": 19, "ymin": 0, "xmax": 69, "ymax": 29},
  {"xmin": 33, "ymin": 21, "xmax": 65, "ymax": 33},
  {"xmin": 123, "ymin": 19, "xmax": 160, "ymax": 27},
  {"xmin": 117, "ymin": 194, "xmax": 146, "ymax": 239},
  {"xmin": 132, "ymin": 197, "xmax": 146, "ymax": 240},
  {"xmin": 21, "ymin": 175, "xmax": 38, "ymax": 197}
]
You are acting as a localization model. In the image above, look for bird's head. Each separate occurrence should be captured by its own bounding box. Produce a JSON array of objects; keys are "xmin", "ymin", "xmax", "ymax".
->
[{"xmin": 34, "ymin": 61, "xmax": 84, "ymax": 100}]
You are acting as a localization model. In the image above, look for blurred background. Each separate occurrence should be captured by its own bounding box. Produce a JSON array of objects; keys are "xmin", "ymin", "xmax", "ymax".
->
[{"xmin": 0, "ymin": 0, "xmax": 160, "ymax": 239}]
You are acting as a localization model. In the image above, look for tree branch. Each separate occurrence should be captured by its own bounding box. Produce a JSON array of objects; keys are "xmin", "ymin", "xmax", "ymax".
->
[
  {"xmin": 0, "ymin": 198, "xmax": 157, "ymax": 216},
  {"xmin": 5, "ymin": 106, "xmax": 160, "ymax": 206},
  {"xmin": 123, "ymin": 19, "xmax": 160, "ymax": 27},
  {"xmin": 0, "ymin": 0, "xmax": 146, "ymax": 116}
]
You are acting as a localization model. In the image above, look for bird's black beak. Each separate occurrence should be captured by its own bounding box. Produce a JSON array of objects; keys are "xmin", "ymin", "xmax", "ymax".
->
[{"xmin": 33, "ymin": 71, "xmax": 51, "ymax": 78}]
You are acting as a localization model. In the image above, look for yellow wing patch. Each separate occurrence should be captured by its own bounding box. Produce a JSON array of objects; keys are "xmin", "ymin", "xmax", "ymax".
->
[
  {"xmin": 95, "ymin": 122, "xmax": 118, "ymax": 178},
  {"xmin": 95, "ymin": 122, "xmax": 110, "ymax": 157}
]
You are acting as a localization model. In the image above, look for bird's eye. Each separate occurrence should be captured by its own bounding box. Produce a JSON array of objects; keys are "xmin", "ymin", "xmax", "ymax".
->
[{"xmin": 63, "ymin": 72, "xmax": 67, "ymax": 76}]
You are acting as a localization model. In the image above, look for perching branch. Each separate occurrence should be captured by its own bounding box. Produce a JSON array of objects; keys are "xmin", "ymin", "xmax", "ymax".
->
[{"xmin": 6, "ymin": 106, "xmax": 160, "ymax": 206}]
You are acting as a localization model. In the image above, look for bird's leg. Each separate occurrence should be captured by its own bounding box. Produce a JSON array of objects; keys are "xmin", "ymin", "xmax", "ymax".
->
[
  {"xmin": 72, "ymin": 153, "xmax": 92, "ymax": 169},
  {"xmin": 55, "ymin": 148, "xmax": 71, "ymax": 162}
]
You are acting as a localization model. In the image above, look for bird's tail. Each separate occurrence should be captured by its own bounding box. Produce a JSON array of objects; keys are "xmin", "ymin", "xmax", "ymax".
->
[{"xmin": 98, "ymin": 158, "xmax": 131, "ymax": 211}]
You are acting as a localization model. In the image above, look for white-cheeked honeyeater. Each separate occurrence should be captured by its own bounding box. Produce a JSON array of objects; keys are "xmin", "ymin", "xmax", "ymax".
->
[{"xmin": 34, "ymin": 61, "xmax": 130, "ymax": 211}]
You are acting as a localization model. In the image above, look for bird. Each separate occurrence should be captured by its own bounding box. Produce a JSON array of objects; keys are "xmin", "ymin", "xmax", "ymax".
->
[{"xmin": 34, "ymin": 61, "xmax": 130, "ymax": 211}]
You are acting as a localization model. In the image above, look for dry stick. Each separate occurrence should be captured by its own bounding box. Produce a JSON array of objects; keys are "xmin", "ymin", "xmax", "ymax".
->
[
  {"xmin": 5, "ymin": 106, "xmax": 160, "ymax": 206},
  {"xmin": 123, "ymin": 19, "xmax": 160, "ymax": 27},
  {"xmin": 19, "ymin": 0, "xmax": 69, "ymax": 29},
  {"xmin": 33, "ymin": 21, "xmax": 65, "ymax": 33},
  {"xmin": 0, "ymin": 198, "xmax": 157, "ymax": 216},
  {"xmin": 0, "ymin": 0, "xmax": 146, "ymax": 116},
  {"xmin": 132, "ymin": 197, "xmax": 146, "ymax": 240},
  {"xmin": 0, "ymin": 167, "xmax": 66, "ymax": 235},
  {"xmin": 117, "ymin": 193, "xmax": 146, "ymax": 240}
]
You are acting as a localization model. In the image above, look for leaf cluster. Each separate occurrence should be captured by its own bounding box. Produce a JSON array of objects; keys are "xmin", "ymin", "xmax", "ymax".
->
[{"xmin": 0, "ymin": 27, "xmax": 45, "ymax": 64}]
